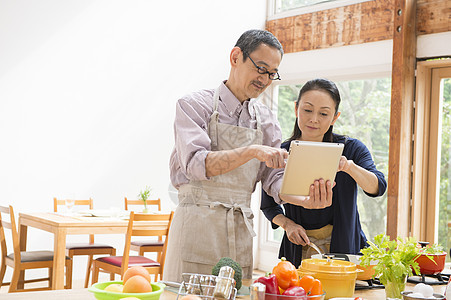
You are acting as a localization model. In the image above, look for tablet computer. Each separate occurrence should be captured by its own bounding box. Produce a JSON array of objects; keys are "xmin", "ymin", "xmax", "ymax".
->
[{"xmin": 280, "ymin": 140, "xmax": 344, "ymax": 196}]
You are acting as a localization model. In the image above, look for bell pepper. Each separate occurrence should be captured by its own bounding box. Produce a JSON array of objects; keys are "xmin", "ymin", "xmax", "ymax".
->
[
  {"xmin": 254, "ymin": 274, "xmax": 280, "ymax": 295},
  {"xmin": 283, "ymin": 286, "xmax": 307, "ymax": 300},
  {"xmin": 272, "ymin": 257, "xmax": 300, "ymax": 290}
]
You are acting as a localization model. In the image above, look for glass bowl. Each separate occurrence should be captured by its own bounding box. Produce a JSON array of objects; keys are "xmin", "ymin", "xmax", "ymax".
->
[
  {"xmin": 264, "ymin": 292, "xmax": 326, "ymax": 300},
  {"xmin": 88, "ymin": 281, "xmax": 165, "ymax": 300}
]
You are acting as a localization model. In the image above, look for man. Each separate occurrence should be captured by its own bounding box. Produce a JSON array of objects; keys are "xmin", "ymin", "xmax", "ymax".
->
[{"xmin": 164, "ymin": 29, "xmax": 333, "ymax": 281}]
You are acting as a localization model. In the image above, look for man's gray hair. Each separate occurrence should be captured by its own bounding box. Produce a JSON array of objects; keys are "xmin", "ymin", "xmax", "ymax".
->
[{"xmin": 235, "ymin": 29, "xmax": 283, "ymax": 61}]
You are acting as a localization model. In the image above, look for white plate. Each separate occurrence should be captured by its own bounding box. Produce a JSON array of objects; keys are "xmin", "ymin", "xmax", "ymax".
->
[{"xmin": 77, "ymin": 209, "xmax": 129, "ymax": 218}]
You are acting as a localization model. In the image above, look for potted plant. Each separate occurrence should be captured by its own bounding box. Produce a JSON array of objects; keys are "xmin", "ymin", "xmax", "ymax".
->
[
  {"xmin": 138, "ymin": 186, "xmax": 152, "ymax": 213},
  {"xmin": 360, "ymin": 234, "xmax": 421, "ymax": 299},
  {"xmin": 415, "ymin": 243, "xmax": 446, "ymax": 275}
]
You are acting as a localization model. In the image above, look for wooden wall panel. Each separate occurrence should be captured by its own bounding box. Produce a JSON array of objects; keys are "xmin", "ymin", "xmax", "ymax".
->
[{"xmin": 267, "ymin": 0, "xmax": 451, "ymax": 53}]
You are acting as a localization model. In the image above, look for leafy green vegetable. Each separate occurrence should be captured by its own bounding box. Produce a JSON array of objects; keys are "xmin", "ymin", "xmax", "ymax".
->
[
  {"xmin": 419, "ymin": 243, "xmax": 444, "ymax": 255},
  {"xmin": 212, "ymin": 257, "xmax": 243, "ymax": 290},
  {"xmin": 360, "ymin": 234, "xmax": 421, "ymax": 288}
]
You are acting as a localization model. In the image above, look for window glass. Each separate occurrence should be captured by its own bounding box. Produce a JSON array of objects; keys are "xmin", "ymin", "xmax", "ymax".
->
[
  {"xmin": 275, "ymin": 0, "xmax": 333, "ymax": 13},
  {"xmin": 438, "ymin": 78, "xmax": 451, "ymax": 259},
  {"xmin": 269, "ymin": 78, "xmax": 391, "ymax": 243}
]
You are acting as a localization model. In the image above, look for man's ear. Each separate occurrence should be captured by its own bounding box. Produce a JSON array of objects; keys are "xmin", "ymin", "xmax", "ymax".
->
[{"xmin": 230, "ymin": 47, "xmax": 242, "ymax": 66}]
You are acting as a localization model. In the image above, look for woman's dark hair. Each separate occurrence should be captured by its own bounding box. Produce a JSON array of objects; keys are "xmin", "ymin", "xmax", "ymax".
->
[
  {"xmin": 288, "ymin": 78, "xmax": 344, "ymax": 143},
  {"xmin": 235, "ymin": 29, "xmax": 283, "ymax": 61}
]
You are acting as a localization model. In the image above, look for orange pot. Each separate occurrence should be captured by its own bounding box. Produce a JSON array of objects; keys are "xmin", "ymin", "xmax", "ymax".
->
[
  {"xmin": 414, "ymin": 252, "xmax": 446, "ymax": 275},
  {"xmin": 298, "ymin": 258, "xmax": 361, "ymax": 299},
  {"xmin": 311, "ymin": 254, "xmax": 376, "ymax": 281}
]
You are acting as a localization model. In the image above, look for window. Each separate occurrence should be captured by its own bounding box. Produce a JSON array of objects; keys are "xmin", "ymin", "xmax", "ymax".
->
[
  {"xmin": 268, "ymin": 78, "xmax": 391, "ymax": 243},
  {"xmin": 275, "ymin": 0, "xmax": 334, "ymax": 13},
  {"xmin": 413, "ymin": 60, "xmax": 451, "ymax": 261},
  {"xmin": 269, "ymin": 0, "xmax": 373, "ymax": 19},
  {"xmin": 438, "ymin": 77, "xmax": 451, "ymax": 257}
]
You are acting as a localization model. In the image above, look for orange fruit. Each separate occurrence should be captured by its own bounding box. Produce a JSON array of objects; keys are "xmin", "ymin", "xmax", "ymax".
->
[
  {"xmin": 123, "ymin": 275, "xmax": 153, "ymax": 293},
  {"xmin": 180, "ymin": 295, "xmax": 203, "ymax": 300},
  {"xmin": 123, "ymin": 266, "xmax": 151, "ymax": 284},
  {"xmin": 104, "ymin": 283, "xmax": 124, "ymax": 293}
]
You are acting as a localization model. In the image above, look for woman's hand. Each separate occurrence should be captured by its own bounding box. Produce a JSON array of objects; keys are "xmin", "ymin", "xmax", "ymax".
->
[
  {"xmin": 280, "ymin": 179, "xmax": 333, "ymax": 209},
  {"xmin": 337, "ymin": 156, "xmax": 353, "ymax": 173},
  {"xmin": 285, "ymin": 222, "xmax": 310, "ymax": 246},
  {"xmin": 306, "ymin": 179, "xmax": 333, "ymax": 209},
  {"xmin": 272, "ymin": 214, "xmax": 310, "ymax": 246}
]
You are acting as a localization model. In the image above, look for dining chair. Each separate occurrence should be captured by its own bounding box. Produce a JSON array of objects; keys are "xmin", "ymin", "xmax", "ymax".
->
[
  {"xmin": 124, "ymin": 197, "xmax": 164, "ymax": 261},
  {"xmin": 53, "ymin": 197, "xmax": 116, "ymax": 288},
  {"xmin": 0, "ymin": 205, "xmax": 72, "ymax": 292},
  {"xmin": 91, "ymin": 211, "xmax": 174, "ymax": 283}
]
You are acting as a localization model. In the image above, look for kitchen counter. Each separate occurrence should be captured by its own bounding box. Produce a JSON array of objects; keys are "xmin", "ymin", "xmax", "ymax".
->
[{"xmin": 0, "ymin": 283, "xmax": 446, "ymax": 300}]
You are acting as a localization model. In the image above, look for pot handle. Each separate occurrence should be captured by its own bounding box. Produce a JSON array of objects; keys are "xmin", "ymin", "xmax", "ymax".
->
[{"xmin": 322, "ymin": 253, "xmax": 350, "ymax": 261}]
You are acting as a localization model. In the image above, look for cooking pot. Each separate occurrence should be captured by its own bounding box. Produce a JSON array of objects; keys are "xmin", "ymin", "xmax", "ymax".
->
[
  {"xmin": 311, "ymin": 253, "xmax": 377, "ymax": 281},
  {"xmin": 414, "ymin": 251, "xmax": 447, "ymax": 275},
  {"xmin": 297, "ymin": 258, "xmax": 361, "ymax": 300}
]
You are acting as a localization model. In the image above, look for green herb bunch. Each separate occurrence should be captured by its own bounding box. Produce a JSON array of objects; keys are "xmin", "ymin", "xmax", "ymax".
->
[
  {"xmin": 138, "ymin": 186, "xmax": 152, "ymax": 208},
  {"xmin": 361, "ymin": 234, "xmax": 420, "ymax": 282}
]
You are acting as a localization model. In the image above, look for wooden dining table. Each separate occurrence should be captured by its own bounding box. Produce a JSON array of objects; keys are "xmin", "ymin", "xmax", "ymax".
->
[
  {"xmin": 0, "ymin": 281, "xmax": 447, "ymax": 299},
  {"xmin": 18, "ymin": 212, "xmax": 169, "ymax": 290}
]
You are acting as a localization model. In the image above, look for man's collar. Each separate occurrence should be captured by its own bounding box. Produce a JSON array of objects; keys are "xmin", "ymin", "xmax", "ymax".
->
[{"xmin": 219, "ymin": 81, "xmax": 247, "ymax": 115}]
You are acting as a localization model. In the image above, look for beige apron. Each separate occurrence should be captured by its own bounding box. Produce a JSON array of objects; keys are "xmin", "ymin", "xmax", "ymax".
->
[
  {"xmin": 163, "ymin": 88, "xmax": 263, "ymax": 282},
  {"xmin": 302, "ymin": 224, "xmax": 333, "ymax": 260}
]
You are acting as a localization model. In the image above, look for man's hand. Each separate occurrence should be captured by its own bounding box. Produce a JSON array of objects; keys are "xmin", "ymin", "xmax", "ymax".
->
[{"xmin": 252, "ymin": 145, "xmax": 288, "ymax": 169}]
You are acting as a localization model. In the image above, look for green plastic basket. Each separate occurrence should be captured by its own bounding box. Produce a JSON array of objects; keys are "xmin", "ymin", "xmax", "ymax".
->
[{"xmin": 88, "ymin": 281, "xmax": 165, "ymax": 300}]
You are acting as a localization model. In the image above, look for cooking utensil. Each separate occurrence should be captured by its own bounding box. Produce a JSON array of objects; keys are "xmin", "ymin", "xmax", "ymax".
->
[
  {"xmin": 311, "ymin": 253, "xmax": 377, "ymax": 281},
  {"xmin": 415, "ymin": 252, "xmax": 447, "ymax": 275},
  {"xmin": 298, "ymin": 258, "xmax": 361, "ymax": 300},
  {"xmin": 309, "ymin": 242, "xmax": 323, "ymax": 255},
  {"xmin": 401, "ymin": 291, "xmax": 445, "ymax": 300}
]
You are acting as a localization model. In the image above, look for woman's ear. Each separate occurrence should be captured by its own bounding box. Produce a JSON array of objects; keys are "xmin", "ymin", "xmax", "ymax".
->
[
  {"xmin": 294, "ymin": 102, "xmax": 299, "ymax": 117},
  {"xmin": 230, "ymin": 47, "xmax": 241, "ymax": 66},
  {"xmin": 331, "ymin": 111, "xmax": 341, "ymax": 125}
]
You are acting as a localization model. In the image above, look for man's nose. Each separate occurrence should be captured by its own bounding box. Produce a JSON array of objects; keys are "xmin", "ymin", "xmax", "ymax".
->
[{"xmin": 258, "ymin": 74, "xmax": 270, "ymax": 85}]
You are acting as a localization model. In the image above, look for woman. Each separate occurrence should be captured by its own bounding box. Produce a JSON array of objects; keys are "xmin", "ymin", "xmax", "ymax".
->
[{"xmin": 261, "ymin": 78, "xmax": 387, "ymax": 268}]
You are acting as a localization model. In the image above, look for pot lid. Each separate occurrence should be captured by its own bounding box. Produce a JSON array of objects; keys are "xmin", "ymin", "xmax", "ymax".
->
[{"xmin": 300, "ymin": 258, "xmax": 358, "ymax": 274}]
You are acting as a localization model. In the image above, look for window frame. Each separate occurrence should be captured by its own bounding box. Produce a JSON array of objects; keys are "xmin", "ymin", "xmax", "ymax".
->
[
  {"xmin": 267, "ymin": 0, "xmax": 374, "ymax": 21},
  {"xmin": 412, "ymin": 59, "xmax": 451, "ymax": 243}
]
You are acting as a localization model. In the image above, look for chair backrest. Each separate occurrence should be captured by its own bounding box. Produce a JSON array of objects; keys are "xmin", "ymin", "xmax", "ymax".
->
[
  {"xmin": 120, "ymin": 211, "xmax": 174, "ymax": 276},
  {"xmin": 0, "ymin": 205, "xmax": 20, "ymax": 263},
  {"xmin": 53, "ymin": 197, "xmax": 94, "ymax": 212},
  {"xmin": 53, "ymin": 197, "xmax": 94, "ymax": 242},
  {"xmin": 124, "ymin": 197, "xmax": 161, "ymax": 211}
]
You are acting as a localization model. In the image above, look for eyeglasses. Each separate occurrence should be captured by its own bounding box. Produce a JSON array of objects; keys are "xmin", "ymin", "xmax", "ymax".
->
[{"xmin": 246, "ymin": 54, "xmax": 281, "ymax": 81}]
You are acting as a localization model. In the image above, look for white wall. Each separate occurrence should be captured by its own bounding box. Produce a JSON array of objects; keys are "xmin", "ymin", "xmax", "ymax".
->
[{"xmin": 0, "ymin": 0, "xmax": 266, "ymax": 283}]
